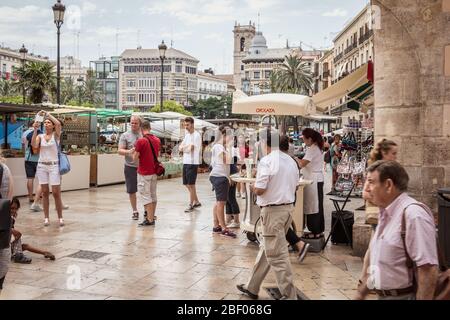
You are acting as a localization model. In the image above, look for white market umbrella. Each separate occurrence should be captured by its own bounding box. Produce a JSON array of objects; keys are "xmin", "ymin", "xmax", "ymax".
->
[{"xmin": 232, "ymin": 90, "xmax": 316, "ymax": 116}]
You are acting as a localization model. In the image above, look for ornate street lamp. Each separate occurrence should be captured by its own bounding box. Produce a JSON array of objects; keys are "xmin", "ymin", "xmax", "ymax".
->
[
  {"xmin": 52, "ymin": 0, "xmax": 66, "ymax": 105},
  {"xmin": 19, "ymin": 44, "xmax": 28, "ymax": 104},
  {"xmin": 158, "ymin": 40, "xmax": 167, "ymax": 113},
  {"xmin": 77, "ymin": 76, "xmax": 84, "ymax": 106}
]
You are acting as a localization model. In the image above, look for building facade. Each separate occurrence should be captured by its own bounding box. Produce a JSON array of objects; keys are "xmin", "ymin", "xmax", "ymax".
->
[
  {"xmin": 90, "ymin": 56, "xmax": 120, "ymax": 109},
  {"xmin": 59, "ymin": 56, "xmax": 89, "ymax": 83},
  {"xmin": 313, "ymin": 50, "xmax": 334, "ymax": 94},
  {"xmin": 239, "ymin": 30, "xmax": 322, "ymax": 96},
  {"xmin": 0, "ymin": 45, "xmax": 49, "ymax": 81},
  {"xmin": 119, "ymin": 47, "xmax": 199, "ymax": 111},
  {"xmin": 197, "ymin": 70, "xmax": 228, "ymax": 100}
]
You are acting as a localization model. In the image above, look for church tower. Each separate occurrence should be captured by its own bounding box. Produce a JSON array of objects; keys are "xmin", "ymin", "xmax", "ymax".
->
[{"xmin": 233, "ymin": 21, "xmax": 256, "ymax": 90}]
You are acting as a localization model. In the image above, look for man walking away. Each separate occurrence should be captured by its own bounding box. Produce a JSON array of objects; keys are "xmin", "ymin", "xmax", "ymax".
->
[
  {"xmin": 356, "ymin": 161, "xmax": 439, "ymax": 300},
  {"xmin": 179, "ymin": 117, "xmax": 202, "ymax": 212},
  {"xmin": 133, "ymin": 121, "xmax": 160, "ymax": 227},
  {"xmin": 237, "ymin": 129, "xmax": 299, "ymax": 300},
  {"xmin": 118, "ymin": 116, "xmax": 142, "ymax": 220}
]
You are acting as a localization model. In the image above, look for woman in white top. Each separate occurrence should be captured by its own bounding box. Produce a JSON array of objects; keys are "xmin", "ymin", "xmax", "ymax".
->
[
  {"xmin": 296, "ymin": 128, "xmax": 325, "ymax": 239},
  {"xmin": 31, "ymin": 111, "xmax": 64, "ymax": 227},
  {"xmin": 209, "ymin": 126, "xmax": 236, "ymax": 239}
]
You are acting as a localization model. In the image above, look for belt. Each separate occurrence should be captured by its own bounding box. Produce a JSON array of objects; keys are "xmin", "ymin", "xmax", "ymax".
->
[
  {"xmin": 39, "ymin": 161, "xmax": 59, "ymax": 165},
  {"xmin": 260, "ymin": 203, "xmax": 294, "ymax": 208},
  {"xmin": 374, "ymin": 286, "xmax": 415, "ymax": 297}
]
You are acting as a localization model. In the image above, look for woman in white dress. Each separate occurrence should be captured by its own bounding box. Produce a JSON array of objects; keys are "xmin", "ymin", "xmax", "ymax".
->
[
  {"xmin": 31, "ymin": 111, "xmax": 64, "ymax": 227},
  {"xmin": 296, "ymin": 128, "xmax": 325, "ymax": 239}
]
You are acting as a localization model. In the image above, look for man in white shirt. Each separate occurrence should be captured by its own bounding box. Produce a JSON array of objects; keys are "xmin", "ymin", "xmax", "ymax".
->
[
  {"xmin": 237, "ymin": 129, "xmax": 299, "ymax": 300},
  {"xmin": 179, "ymin": 117, "xmax": 202, "ymax": 212}
]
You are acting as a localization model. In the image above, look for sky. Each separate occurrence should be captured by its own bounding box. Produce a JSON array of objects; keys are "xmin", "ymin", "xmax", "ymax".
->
[{"xmin": 0, "ymin": 0, "xmax": 369, "ymax": 74}]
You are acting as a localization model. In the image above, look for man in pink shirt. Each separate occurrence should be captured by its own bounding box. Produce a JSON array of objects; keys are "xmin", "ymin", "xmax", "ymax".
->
[{"xmin": 356, "ymin": 161, "xmax": 439, "ymax": 300}]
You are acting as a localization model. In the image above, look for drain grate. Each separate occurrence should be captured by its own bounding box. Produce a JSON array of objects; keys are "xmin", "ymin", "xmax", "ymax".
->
[
  {"xmin": 264, "ymin": 287, "xmax": 309, "ymax": 300},
  {"xmin": 66, "ymin": 250, "xmax": 109, "ymax": 261}
]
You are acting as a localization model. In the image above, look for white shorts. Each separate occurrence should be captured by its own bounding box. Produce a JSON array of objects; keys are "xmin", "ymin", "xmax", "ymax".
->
[
  {"xmin": 37, "ymin": 164, "xmax": 61, "ymax": 186},
  {"xmin": 138, "ymin": 174, "xmax": 157, "ymax": 205}
]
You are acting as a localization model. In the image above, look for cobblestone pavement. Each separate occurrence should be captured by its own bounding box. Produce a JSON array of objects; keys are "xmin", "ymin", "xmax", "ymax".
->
[{"xmin": 1, "ymin": 172, "xmax": 374, "ymax": 300}]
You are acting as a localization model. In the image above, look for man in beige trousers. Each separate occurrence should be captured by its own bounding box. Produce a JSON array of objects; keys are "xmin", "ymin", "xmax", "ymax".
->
[{"xmin": 237, "ymin": 131, "xmax": 299, "ymax": 300}]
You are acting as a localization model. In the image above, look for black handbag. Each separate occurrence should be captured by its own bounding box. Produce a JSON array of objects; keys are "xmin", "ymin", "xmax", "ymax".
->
[{"xmin": 331, "ymin": 210, "xmax": 354, "ymax": 245}]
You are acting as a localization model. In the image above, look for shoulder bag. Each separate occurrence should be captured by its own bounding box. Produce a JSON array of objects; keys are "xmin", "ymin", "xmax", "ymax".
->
[
  {"xmin": 401, "ymin": 203, "xmax": 450, "ymax": 300},
  {"xmin": 144, "ymin": 135, "xmax": 165, "ymax": 177},
  {"xmin": 56, "ymin": 136, "xmax": 71, "ymax": 175}
]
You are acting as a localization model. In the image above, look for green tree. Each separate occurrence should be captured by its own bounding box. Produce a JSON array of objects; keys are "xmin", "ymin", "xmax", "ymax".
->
[
  {"xmin": 0, "ymin": 79, "xmax": 17, "ymax": 97},
  {"xmin": 83, "ymin": 77, "xmax": 103, "ymax": 107},
  {"xmin": 276, "ymin": 54, "xmax": 312, "ymax": 94},
  {"xmin": 151, "ymin": 100, "xmax": 192, "ymax": 115},
  {"xmin": 61, "ymin": 77, "xmax": 77, "ymax": 104},
  {"xmin": 14, "ymin": 61, "xmax": 56, "ymax": 103}
]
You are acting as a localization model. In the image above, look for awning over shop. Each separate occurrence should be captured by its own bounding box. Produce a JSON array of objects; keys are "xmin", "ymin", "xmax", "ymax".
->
[
  {"xmin": 312, "ymin": 62, "xmax": 372, "ymax": 112},
  {"xmin": 232, "ymin": 91, "xmax": 316, "ymax": 116},
  {"xmin": 0, "ymin": 103, "xmax": 53, "ymax": 114},
  {"xmin": 346, "ymin": 82, "xmax": 374, "ymax": 111}
]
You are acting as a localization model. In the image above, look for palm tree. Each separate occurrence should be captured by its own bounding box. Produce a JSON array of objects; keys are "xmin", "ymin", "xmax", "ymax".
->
[
  {"xmin": 270, "ymin": 55, "xmax": 313, "ymax": 134},
  {"xmin": 61, "ymin": 77, "xmax": 77, "ymax": 104},
  {"xmin": 277, "ymin": 54, "xmax": 313, "ymax": 95},
  {"xmin": 14, "ymin": 61, "xmax": 56, "ymax": 103},
  {"xmin": 83, "ymin": 77, "xmax": 103, "ymax": 107}
]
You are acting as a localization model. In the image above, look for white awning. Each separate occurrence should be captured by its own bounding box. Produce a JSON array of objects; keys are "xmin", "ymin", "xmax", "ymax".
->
[
  {"xmin": 232, "ymin": 91, "xmax": 316, "ymax": 116},
  {"xmin": 312, "ymin": 63, "xmax": 369, "ymax": 112}
]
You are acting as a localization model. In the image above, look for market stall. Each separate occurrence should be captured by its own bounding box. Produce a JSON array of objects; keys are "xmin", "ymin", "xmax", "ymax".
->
[{"xmin": 232, "ymin": 91, "xmax": 318, "ymax": 238}]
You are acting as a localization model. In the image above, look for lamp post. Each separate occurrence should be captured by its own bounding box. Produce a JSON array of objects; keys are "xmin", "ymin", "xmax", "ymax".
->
[
  {"xmin": 158, "ymin": 40, "xmax": 167, "ymax": 113},
  {"xmin": 19, "ymin": 44, "xmax": 28, "ymax": 104},
  {"xmin": 77, "ymin": 76, "xmax": 84, "ymax": 106},
  {"xmin": 52, "ymin": 0, "xmax": 66, "ymax": 105}
]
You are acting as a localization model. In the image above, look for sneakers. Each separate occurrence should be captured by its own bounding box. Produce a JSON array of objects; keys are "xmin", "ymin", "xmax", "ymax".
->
[
  {"xmin": 62, "ymin": 204, "xmax": 69, "ymax": 210},
  {"xmin": 132, "ymin": 211, "xmax": 139, "ymax": 220},
  {"xmin": 30, "ymin": 203, "xmax": 42, "ymax": 212},
  {"xmin": 236, "ymin": 193, "xmax": 241, "ymax": 198},
  {"xmin": 298, "ymin": 243, "xmax": 310, "ymax": 263},
  {"xmin": 221, "ymin": 229, "xmax": 237, "ymax": 238},
  {"xmin": 241, "ymin": 194, "xmax": 246, "ymax": 199},
  {"xmin": 44, "ymin": 218, "xmax": 49, "ymax": 227},
  {"xmin": 184, "ymin": 205, "xmax": 194, "ymax": 213},
  {"xmin": 212, "ymin": 226, "xmax": 222, "ymax": 233},
  {"xmin": 193, "ymin": 202, "xmax": 202, "ymax": 208},
  {"xmin": 59, "ymin": 218, "xmax": 65, "ymax": 227},
  {"xmin": 227, "ymin": 222, "xmax": 241, "ymax": 229},
  {"xmin": 12, "ymin": 253, "xmax": 32, "ymax": 264},
  {"xmin": 139, "ymin": 219, "xmax": 155, "ymax": 227},
  {"xmin": 236, "ymin": 284, "xmax": 258, "ymax": 300}
]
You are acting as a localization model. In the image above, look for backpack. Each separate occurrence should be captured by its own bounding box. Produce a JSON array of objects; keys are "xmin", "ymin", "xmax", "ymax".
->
[
  {"xmin": 26, "ymin": 130, "xmax": 42, "ymax": 157},
  {"xmin": 401, "ymin": 203, "xmax": 450, "ymax": 300}
]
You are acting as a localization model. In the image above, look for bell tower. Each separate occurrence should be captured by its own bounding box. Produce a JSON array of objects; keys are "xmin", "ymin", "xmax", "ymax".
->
[{"xmin": 233, "ymin": 21, "xmax": 256, "ymax": 90}]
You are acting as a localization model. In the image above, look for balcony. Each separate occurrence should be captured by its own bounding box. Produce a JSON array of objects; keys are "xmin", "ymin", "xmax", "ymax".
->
[
  {"xmin": 199, "ymin": 88, "xmax": 227, "ymax": 95},
  {"xmin": 344, "ymin": 42, "xmax": 358, "ymax": 55},
  {"xmin": 322, "ymin": 70, "xmax": 330, "ymax": 78},
  {"xmin": 334, "ymin": 52, "xmax": 343, "ymax": 64},
  {"xmin": 358, "ymin": 29, "xmax": 374, "ymax": 45}
]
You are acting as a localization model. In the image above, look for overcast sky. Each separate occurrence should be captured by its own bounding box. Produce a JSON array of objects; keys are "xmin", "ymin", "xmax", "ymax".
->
[{"xmin": 1, "ymin": 0, "xmax": 368, "ymax": 74}]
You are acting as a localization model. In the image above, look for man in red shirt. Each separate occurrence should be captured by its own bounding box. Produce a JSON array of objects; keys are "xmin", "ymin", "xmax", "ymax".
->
[{"xmin": 133, "ymin": 120, "xmax": 161, "ymax": 226}]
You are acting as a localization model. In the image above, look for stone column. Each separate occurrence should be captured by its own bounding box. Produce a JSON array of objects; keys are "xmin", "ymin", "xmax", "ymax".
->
[{"xmin": 373, "ymin": 0, "xmax": 450, "ymax": 212}]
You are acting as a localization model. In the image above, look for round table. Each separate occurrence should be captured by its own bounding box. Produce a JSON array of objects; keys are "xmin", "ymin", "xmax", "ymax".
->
[{"xmin": 230, "ymin": 174, "xmax": 312, "ymax": 241}]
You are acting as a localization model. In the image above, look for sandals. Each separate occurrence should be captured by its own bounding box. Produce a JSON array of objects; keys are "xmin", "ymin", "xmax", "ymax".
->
[
  {"xmin": 13, "ymin": 253, "xmax": 32, "ymax": 264},
  {"xmin": 44, "ymin": 252, "xmax": 56, "ymax": 261}
]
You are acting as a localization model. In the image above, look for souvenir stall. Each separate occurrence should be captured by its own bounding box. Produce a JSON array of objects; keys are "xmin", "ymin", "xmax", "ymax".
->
[
  {"xmin": 231, "ymin": 91, "xmax": 315, "ymax": 241},
  {"xmin": 333, "ymin": 118, "xmax": 374, "ymax": 197}
]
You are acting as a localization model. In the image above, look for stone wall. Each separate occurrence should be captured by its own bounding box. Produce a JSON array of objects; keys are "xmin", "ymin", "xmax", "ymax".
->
[{"xmin": 373, "ymin": 0, "xmax": 450, "ymax": 213}]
